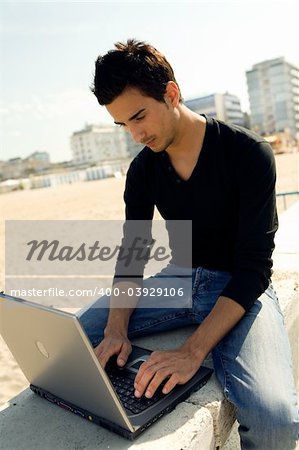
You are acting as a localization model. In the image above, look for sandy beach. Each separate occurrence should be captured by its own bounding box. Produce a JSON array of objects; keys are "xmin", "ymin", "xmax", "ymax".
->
[{"xmin": 0, "ymin": 151, "xmax": 298, "ymax": 406}]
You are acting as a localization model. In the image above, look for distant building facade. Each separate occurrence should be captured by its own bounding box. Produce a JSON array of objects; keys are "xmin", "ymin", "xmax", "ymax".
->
[
  {"xmin": 28, "ymin": 151, "xmax": 50, "ymax": 163},
  {"xmin": 70, "ymin": 124, "xmax": 129, "ymax": 165},
  {"xmin": 185, "ymin": 92, "xmax": 245, "ymax": 126},
  {"xmin": 0, "ymin": 151, "xmax": 50, "ymax": 181},
  {"xmin": 125, "ymin": 133, "xmax": 143, "ymax": 158},
  {"xmin": 1, "ymin": 157, "xmax": 26, "ymax": 180},
  {"xmin": 26, "ymin": 151, "xmax": 51, "ymax": 173},
  {"xmin": 246, "ymin": 57, "xmax": 299, "ymax": 137}
]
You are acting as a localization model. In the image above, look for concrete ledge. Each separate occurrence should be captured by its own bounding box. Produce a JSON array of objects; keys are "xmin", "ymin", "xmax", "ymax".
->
[
  {"xmin": 272, "ymin": 201, "xmax": 299, "ymax": 389},
  {"xmin": 272, "ymin": 270, "xmax": 299, "ymax": 388},
  {"xmin": 0, "ymin": 378, "xmax": 215, "ymax": 450}
]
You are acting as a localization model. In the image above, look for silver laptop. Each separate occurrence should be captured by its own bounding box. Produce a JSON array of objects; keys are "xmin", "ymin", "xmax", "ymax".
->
[{"xmin": 0, "ymin": 292, "xmax": 213, "ymax": 440}]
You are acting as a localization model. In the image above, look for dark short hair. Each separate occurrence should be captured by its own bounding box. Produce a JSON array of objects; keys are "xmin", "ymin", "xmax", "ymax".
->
[{"xmin": 91, "ymin": 38, "xmax": 182, "ymax": 105}]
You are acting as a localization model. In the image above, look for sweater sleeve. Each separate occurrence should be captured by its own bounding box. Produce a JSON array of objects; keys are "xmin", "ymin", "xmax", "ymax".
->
[
  {"xmin": 124, "ymin": 155, "xmax": 155, "ymax": 221},
  {"xmin": 113, "ymin": 154, "xmax": 155, "ymax": 286},
  {"xmin": 221, "ymin": 140, "xmax": 278, "ymax": 310}
]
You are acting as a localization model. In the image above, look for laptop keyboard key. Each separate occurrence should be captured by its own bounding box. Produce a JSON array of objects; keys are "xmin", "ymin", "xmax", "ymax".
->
[{"xmin": 107, "ymin": 370, "xmax": 165, "ymax": 414}]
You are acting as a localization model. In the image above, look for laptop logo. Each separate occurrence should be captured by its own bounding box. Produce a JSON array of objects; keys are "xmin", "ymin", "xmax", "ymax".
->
[{"xmin": 35, "ymin": 341, "xmax": 50, "ymax": 359}]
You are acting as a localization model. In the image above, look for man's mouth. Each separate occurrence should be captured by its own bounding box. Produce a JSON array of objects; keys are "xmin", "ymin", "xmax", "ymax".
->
[{"xmin": 145, "ymin": 138, "xmax": 155, "ymax": 146}]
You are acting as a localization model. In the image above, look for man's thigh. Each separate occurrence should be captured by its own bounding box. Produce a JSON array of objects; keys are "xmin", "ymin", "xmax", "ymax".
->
[{"xmin": 78, "ymin": 264, "xmax": 193, "ymax": 347}]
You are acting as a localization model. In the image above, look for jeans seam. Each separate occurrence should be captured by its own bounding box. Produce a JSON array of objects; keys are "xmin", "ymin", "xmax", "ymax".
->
[
  {"xmin": 192, "ymin": 267, "xmax": 201, "ymax": 294},
  {"xmin": 214, "ymin": 344, "xmax": 232, "ymax": 401}
]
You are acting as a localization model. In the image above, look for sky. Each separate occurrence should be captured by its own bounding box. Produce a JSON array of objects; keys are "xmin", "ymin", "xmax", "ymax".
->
[{"xmin": 0, "ymin": 1, "xmax": 298, "ymax": 162}]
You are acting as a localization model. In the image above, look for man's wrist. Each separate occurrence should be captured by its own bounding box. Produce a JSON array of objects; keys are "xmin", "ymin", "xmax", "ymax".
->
[
  {"xmin": 180, "ymin": 335, "xmax": 208, "ymax": 364},
  {"xmin": 104, "ymin": 307, "xmax": 133, "ymax": 337},
  {"xmin": 104, "ymin": 325, "xmax": 128, "ymax": 338},
  {"xmin": 181, "ymin": 296, "xmax": 246, "ymax": 362}
]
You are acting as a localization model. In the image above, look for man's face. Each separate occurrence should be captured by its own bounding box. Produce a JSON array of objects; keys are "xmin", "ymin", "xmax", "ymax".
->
[{"xmin": 105, "ymin": 86, "xmax": 179, "ymax": 152}]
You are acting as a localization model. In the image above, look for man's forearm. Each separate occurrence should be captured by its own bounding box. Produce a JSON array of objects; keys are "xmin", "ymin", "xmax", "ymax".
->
[
  {"xmin": 105, "ymin": 281, "xmax": 141, "ymax": 336},
  {"xmin": 182, "ymin": 296, "xmax": 246, "ymax": 361}
]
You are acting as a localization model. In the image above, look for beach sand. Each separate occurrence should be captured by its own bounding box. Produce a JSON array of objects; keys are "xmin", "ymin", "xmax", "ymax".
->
[{"xmin": 0, "ymin": 151, "xmax": 298, "ymax": 406}]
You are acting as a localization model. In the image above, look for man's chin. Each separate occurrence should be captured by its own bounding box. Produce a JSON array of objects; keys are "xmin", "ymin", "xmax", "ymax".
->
[
  {"xmin": 149, "ymin": 148, "xmax": 164, "ymax": 154},
  {"xmin": 147, "ymin": 141, "xmax": 164, "ymax": 152}
]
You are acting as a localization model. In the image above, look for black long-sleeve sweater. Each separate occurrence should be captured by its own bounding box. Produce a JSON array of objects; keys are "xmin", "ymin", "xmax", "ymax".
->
[{"xmin": 116, "ymin": 116, "xmax": 278, "ymax": 311}]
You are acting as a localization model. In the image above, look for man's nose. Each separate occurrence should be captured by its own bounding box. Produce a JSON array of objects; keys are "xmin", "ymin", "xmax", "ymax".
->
[{"xmin": 129, "ymin": 125, "xmax": 146, "ymax": 144}]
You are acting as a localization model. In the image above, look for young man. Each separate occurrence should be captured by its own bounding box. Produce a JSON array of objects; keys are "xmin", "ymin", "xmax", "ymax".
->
[{"xmin": 80, "ymin": 39, "xmax": 298, "ymax": 448}]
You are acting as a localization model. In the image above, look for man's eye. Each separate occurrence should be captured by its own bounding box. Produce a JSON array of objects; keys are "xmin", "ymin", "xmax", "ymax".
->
[{"xmin": 136, "ymin": 116, "xmax": 145, "ymax": 121}]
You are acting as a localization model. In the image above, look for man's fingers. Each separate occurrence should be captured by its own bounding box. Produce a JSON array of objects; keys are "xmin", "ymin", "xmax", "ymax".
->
[
  {"xmin": 144, "ymin": 369, "xmax": 172, "ymax": 398},
  {"xmin": 117, "ymin": 343, "xmax": 132, "ymax": 367},
  {"xmin": 133, "ymin": 349, "xmax": 200, "ymax": 398},
  {"xmin": 94, "ymin": 341, "xmax": 117, "ymax": 367},
  {"xmin": 94, "ymin": 346, "xmax": 110, "ymax": 368},
  {"xmin": 94, "ymin": 338, "xmax": 132, "ymax": 368},
  {"xmin": 161, "ymin": 373, "xmax": 179, "ymax": 394},
  {"xmin": 134, "ymin": 352, "xmax": 160, "ymax": 384},
  {"xmin": 135, "ymin": 365, "xmax": 170, "ymax": 398}
]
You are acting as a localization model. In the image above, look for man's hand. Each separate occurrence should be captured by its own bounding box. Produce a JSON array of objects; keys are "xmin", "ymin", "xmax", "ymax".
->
[
  {"xmin": 93, "ymin": 281, "xmax": 140, "ymax": 369},
  {"xmin": 133, "ymin": 296, "xmax": 246, "ymax": 399},
  {"xmin": 133, "ymin": 347, "xmax": 202, "ymax": 398},
  {"xmin": 94, "ymin": 331, "xmax": 132, "ymax": 369}
]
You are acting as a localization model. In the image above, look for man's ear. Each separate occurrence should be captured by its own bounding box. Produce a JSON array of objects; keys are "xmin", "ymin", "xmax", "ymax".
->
[{"xmin": 164, "ymin": 81, "xmax": 180, "ymax": 108}]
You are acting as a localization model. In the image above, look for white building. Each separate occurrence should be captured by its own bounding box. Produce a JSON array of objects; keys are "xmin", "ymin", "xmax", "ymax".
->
[
  {"xmin": 71, "ymin": 124, "xmax": 129, "ymax": 165},
  {"xmin": 125, "ymin": 133, "xmax": 143, "ymax": 158},
  {"xmin": 185, "ymin": 93, "xmax": 245, "ymax": 126},
  {"xmin": 246, "ymin": 57, "xmax": 299, "ymax": 137}
]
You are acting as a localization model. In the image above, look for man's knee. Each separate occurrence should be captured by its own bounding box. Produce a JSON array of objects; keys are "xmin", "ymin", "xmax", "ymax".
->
[
  {"xmin": 239, "ymin": 394, "xmax": 299, "ymax": 449},
  {"xmin": 268, "ymin": 398, "xmax": 299, "ymax": 441}
]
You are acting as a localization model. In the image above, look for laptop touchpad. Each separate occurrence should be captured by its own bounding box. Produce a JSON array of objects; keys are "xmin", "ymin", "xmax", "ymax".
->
[{"xmin": 125, "ymin": 356, "xmax": 149, "ymax": 373}]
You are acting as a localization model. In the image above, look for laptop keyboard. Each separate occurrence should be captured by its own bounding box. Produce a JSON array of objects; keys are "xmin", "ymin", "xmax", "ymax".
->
[{"xmin": 108, "ymin": 371, "xmax": 164, "ymax": 414}]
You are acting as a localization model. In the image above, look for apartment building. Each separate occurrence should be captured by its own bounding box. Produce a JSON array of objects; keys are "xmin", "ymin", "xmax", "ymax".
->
[
  {"xmin": 71, "ymin": 124, "xmax": 129, "ymax": 165},
  {"xmin": 246, "ymin": 57, "xmax": 299, "ymax": 137},
  {"xmin": 185, "ymin": 92, "xmax": 245, "ymax": 126}
]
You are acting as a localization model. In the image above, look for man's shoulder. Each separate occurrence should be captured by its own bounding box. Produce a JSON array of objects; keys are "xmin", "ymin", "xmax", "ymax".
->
[
  {"xmin": 211, "ymin": 118, "xmax": 268, "ymax": 148},
  {"xmin": 209, "ymin": 118, "xmax": 275, "ymax": 170}
]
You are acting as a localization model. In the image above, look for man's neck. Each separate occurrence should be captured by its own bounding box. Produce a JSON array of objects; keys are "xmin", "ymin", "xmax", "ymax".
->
[
  {"xmin": 166, "ymin": 106, "xmax": 207, "ymax": 162},
  {"xmin": 164, "ymin": 107, "xmax": 207, "ymax": 181}
]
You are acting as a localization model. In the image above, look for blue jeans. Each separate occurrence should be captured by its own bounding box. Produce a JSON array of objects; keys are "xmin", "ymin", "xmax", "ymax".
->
[{"xmin": 79, "ymin": 264, "xmax": 299, "ymax": 449}]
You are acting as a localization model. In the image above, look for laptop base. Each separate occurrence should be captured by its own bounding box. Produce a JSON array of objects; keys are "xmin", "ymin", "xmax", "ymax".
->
[{"xmin": 30, "ymin": 372, "xmax": 211, "ymax": 441}]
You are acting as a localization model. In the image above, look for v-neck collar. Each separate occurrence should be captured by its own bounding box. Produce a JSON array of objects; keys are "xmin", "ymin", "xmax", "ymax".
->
[{"xmin": 160, "ymin": 115, "xmax": 211, "ymax": 184}]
